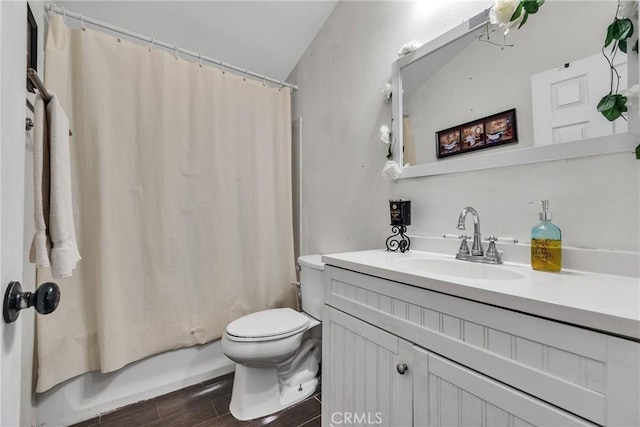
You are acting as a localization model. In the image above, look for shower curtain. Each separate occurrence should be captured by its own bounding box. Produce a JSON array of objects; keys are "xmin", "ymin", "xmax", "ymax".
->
[
  {"xmin": 403, "ymin": 116, "xmax": 417, "ymax": 166},
  {"xmin": 36, "ymin": 15, "xmax": 296, "ymax": 392}
]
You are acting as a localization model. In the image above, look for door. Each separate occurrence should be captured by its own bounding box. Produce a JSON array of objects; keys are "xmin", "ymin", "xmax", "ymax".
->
[
  {"xmin": 531, "ymin": 52, "xmax": 628, "ymax": 146},
  {"xmin": 413, "ymin": 346, "xmax": 595, "ymax": 427},
  {"xmin": 322, "ymin": 306, "xmax": 412, "ymax": 427},
  {"xmin": 1, "ymin": 1, "xmax": 33, "ymax": 426}
]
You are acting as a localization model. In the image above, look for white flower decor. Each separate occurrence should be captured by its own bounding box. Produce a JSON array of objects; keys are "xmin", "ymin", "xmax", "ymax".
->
[
  {"xmin": 379, "ymin": 124, "xmax": 394, "ymax": 159},
  {"xmin": 382, "ymin": 83, "xmax": 393, "ymax": 101},
  {"xmin": 397, "ymin": 40, "xmax": 420, "ymax": 57},
  {"xmin": 488, "ymin": 0, "xmax": 544, "ymax": 37},
  {"xmin": 382, "ymin": 160, "xmax": 402, "ymax": 181},
  {"xmin": 621, "ymin": 84, "xmax": 640, "ymax": 110},
  {"xmin": 490, "ymin": 0, "xmax": 521, "ymax": 34},
  {"xmin": 379, "ymin": 125, "xmax": 391, "ymax": 145},
  {"xmin": 618, "ymin": 1, "xmax": 638, "ymax": 19},
  {"xmin": 379, "ymin": 125, "xmax": 400, "ymax": 179}
]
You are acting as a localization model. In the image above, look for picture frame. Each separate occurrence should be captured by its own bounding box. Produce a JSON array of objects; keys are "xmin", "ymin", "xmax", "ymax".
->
[
  {"xmin": 437, "ymin": 128, "xmax": 461, "ymax": 157},
  {"xmin": 27, "ymin": 4, "xmax": 38, "ymax": 92},
  {"xmin": 436, "ymin": 109, "xmax": 518, "ymax": 159}
]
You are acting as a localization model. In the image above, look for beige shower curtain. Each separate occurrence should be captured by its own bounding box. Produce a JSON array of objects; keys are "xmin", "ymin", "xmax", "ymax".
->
[
  {"xmin": 36, "ymin": 15, "xmax": 296, "ymax": 392},
  {"xmin": 403, "ymin": 116, "xmax": 417, "ymax": 166}
]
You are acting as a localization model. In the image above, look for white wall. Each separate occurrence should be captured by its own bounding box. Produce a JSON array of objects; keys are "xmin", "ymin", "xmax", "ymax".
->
[
  {"xmin": 288, "ymin": 1, "xmax": 640, "ymax": 257},
  {"xmin": 1, "ymin": 1, "xmax": 30, "ymax": 426}
]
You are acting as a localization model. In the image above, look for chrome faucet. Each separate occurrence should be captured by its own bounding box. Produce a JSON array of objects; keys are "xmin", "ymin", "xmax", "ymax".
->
[
  {"xmin": 457, "ymin": 207, "xmax": 483, "ymax": 256},
  {"xmin": 447, "ymin": 207, "xmax": 518, "ymax": 265}
]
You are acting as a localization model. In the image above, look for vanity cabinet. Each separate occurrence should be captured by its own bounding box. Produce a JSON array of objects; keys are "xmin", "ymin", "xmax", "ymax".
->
[
  {"xmin": 323, "ymin": 307, "xmax": 412, "ymax": 427},
  {"xmin": 321, "ymin": 264, "xmax": 640, "ymax": 427}
]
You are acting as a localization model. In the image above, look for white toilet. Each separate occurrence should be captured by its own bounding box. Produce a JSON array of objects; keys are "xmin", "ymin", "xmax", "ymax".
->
[{"xmin": 221, "ymin": 254, "xmax": 324, "ymax": 421}]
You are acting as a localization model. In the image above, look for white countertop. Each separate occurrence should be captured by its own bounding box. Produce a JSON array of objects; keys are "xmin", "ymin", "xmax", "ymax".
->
[{"xmin": 322, "ymin": 249, "xmax": 640, "ymax": 341}]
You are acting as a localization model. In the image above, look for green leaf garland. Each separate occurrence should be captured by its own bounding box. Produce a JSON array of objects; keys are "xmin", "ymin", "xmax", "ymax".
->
[{"xmin": 598, "ymin": 0, "xmax": 636, "ymax": 147}]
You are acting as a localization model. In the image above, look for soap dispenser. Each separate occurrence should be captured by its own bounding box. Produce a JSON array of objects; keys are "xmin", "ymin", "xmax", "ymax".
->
[{"xmin": 530, "ymin": 200, "xmax": 562, "ymax": 272}]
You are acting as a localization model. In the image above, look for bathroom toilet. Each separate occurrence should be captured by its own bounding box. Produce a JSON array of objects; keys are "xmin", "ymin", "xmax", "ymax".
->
[{"xmin": 221, "ymin": 255, "xmax": 324, "ymax": 421}]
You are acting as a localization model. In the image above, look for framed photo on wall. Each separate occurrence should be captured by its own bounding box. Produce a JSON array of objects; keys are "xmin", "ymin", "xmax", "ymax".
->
[
  {"xmin": 437, "ymin": 128, "xmax": 461, "ymax": 157},
  {"xmin": 27, "ymin": 4, "xmax": 38, "ymax": 92},
  {"xmin": 484, "ymin": 109, "xmax": 517, "ymax": 146},
  {"xmin": 436, "ymin": 109, "xmax": 518, "ymax": 158}
]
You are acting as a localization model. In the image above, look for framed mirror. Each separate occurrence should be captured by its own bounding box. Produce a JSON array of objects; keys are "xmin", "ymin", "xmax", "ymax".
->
[{"xmin": 391, "ymin": 2, "xmax": 639, "ymax": 179}]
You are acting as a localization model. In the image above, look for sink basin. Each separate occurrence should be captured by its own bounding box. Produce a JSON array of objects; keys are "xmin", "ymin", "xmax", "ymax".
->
[{"xmin": 396, "ymin": 258, "xmax": 525, "ymax": 281}]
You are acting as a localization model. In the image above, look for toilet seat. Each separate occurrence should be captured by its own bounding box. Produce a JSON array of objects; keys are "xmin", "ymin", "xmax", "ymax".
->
[{"xmin": 225, "ymin": 308, "xmax": 310, "ymax": 342}]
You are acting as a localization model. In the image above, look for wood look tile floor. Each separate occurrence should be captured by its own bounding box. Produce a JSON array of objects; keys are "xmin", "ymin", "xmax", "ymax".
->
[{"xmin": 71, "ymin": 373, "xmax": 321, "ymax": 427}]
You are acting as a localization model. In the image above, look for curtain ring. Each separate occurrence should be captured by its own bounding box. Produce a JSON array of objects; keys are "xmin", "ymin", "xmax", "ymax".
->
[
  {"xmin": 80, "ymin": 14, "xmax": 86, "ymax": 31},
  {"xmin": 198, "ymin": 53, "xmax": 203, "ymax": 68},
  {"xmin": 262, "ymin": 76, "xmax": 266, "ymax": 87},
  {"xmin": 148, "ymin": 37, "xmax": 155, "ymax": 53},
  {"xmin": 173, "ymin": 45, "xmax": 179, "ymax": 60},
  {"xmin": 61, "ymin": 7, "xmax": 67, "ymax": 24},
  {"xmin": 243, "ymin": 69, "xmax": 248, "ymax": 81},
  {"xmin": 220, "ymin": 60, "xmax": 226, "ymax": 75},
  {"xmin": 279, "ymin": 81, "xmax": 284, "ymax": 91}
]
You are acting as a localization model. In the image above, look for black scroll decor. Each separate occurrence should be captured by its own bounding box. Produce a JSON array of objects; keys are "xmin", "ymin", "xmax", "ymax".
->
[{"xmin": 385, "ymin": 225, "xmax": 410, "ymax": 253}]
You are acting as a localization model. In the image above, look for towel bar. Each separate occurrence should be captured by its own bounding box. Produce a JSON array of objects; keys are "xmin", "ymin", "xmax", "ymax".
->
[{"xmin": 26, "ymin": 68, "xmax": 73, "ymax": 136}]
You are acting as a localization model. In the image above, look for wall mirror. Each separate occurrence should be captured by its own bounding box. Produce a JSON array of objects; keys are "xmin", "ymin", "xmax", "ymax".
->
[{"xmin": 391, "ymin": 1, "xmax": 639, "ymax": 179}]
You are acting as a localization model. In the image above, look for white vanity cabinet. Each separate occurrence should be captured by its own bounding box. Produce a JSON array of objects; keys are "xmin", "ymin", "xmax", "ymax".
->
[
  {"xmin": 323, "ymin": 306, "xmax": 412, "ymax": 427},
  {"xmin": 412, "ymin": 347, "xmax": 594, "ymax": 427},
  {"xmin": 321, "ymin": 264, "xmax": 640, "ymax": 427}
]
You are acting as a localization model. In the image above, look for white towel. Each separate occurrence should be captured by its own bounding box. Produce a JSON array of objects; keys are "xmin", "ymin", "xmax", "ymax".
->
[{"xmin": 30, "ymin": 93, "xmax": 81, "ymax": 279}]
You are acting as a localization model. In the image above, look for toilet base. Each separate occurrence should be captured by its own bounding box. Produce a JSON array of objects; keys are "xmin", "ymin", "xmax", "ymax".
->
[{"xmin": 228, "ymin": 364, "xmax": 319, "ymax": 421}]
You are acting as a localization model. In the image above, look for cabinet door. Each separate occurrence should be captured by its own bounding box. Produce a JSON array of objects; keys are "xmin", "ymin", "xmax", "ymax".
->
[
  {"xmin": 413, "ymin": 346, "xmax": 595, "ymax": 427},
  {"xmin": 322, "ymin": 306, "xmax": 412, "ymax": 427}
]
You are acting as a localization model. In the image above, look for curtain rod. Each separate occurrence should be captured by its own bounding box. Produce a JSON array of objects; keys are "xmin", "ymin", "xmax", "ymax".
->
[{"xmin": 45, "ymin": 3, "xmax": 298, "ymax": 91}]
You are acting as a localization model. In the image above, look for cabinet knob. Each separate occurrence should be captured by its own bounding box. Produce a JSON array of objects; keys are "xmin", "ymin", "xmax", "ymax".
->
[{"xmin": 396, "ymin": 363, "xmax": 408, "ymax": 375}]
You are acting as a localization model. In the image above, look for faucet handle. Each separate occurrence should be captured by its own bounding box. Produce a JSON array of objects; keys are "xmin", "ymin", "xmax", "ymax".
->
[
  {"xmin": 458, "ymin": 239, "xmax": 470, "ymax": 256},
  {"xmin": 444, "ymin": 234, "xmax": 473, "ymax": 256},
  {"xmin": 484, "ymin": 237, "xmax": 502, "ymax": 261},
  {"xmin": 484, "ymin": 236, "xmax": 519, "ymax": 244},
  {"xmin": 443, "ymin": 234, "xmax": 471, "ymax": 240}
]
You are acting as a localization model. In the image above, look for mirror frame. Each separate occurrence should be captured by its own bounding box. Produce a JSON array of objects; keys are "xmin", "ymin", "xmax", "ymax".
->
[{"xmin": 391, "ymin": 9, "xmax": 639, "ymax": 179}]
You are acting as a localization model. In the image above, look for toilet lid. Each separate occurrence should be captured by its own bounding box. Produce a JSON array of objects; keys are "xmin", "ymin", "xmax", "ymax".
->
[{"xmin": 226, "ymin": 308, "xmax": 310, "ymax": 339}]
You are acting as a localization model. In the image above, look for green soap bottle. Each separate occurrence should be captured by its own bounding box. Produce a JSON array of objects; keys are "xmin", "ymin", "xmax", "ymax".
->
[{"xmin": 530, "ymin": 200, "xmax": 562, "ymax": 272}]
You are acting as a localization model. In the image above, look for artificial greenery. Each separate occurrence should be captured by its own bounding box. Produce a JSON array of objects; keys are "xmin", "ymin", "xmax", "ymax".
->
[
  {"xmin": 597, "ymin": 0, "xmax": 640, "ymax": 159},
  {"xmin": 598, "ymin": 2, "xmax": 633, "ymax": 123},
  {"xmin": 509, "ymin": 0, "xmax": 545, "ymax": 29},
  {"xmin": 597, "ymin": 93, "xmax": 627, "ymax": 121}
]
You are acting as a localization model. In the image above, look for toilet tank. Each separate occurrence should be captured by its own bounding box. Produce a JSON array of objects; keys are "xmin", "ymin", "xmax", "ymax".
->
[{"xmin": 297, "ymin": 254, "xmax": 325, "ymax": 320}]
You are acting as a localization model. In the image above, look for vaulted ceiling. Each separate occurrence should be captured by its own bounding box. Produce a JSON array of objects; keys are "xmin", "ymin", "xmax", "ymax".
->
[{"xmin": 55, "ymin": 1, "xmax": 338, "ymax": 82}]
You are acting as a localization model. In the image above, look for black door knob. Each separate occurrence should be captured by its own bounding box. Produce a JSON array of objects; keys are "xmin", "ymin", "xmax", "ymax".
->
[
  {"xmin": 33, "ymin": 282, "xmax": 60, "ymax": 315},
  {"xmin": 3, "ymin": 281, "xmax": 61, "ymax": 323}
]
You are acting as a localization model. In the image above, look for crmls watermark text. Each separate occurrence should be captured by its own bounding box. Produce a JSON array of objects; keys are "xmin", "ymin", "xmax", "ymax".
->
[{"xmin": 330, "ymin": 412, "xmax": 383, "ymax": 426}]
